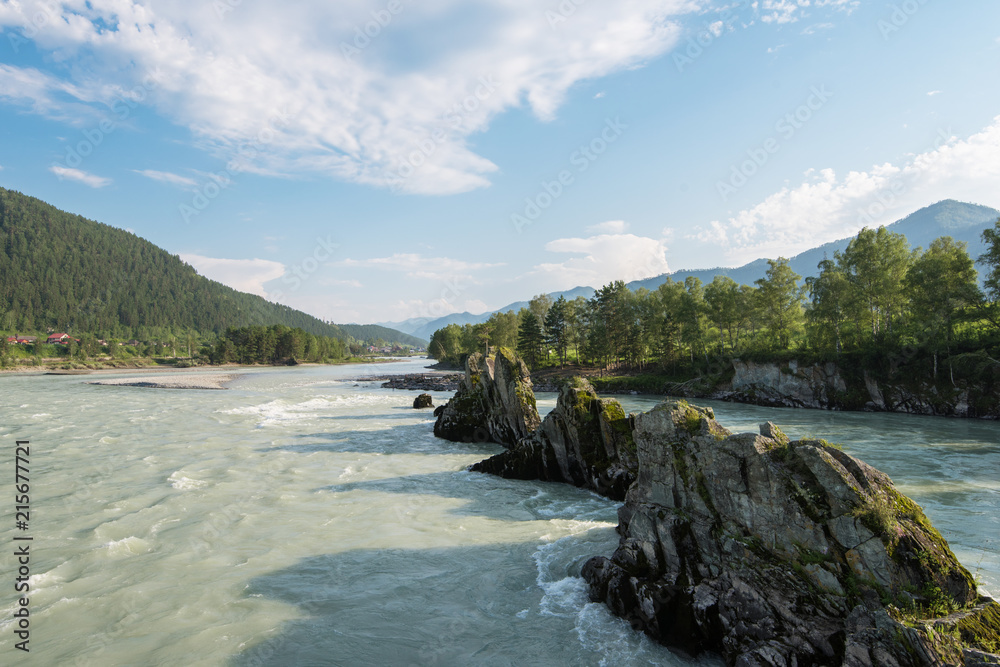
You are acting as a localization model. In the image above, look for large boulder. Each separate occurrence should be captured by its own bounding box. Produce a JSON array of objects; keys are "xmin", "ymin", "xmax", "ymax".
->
[
  {"xmin": 582, "ymin": 400, "xmax": 997, "ymax": 666},
  {"xmin": 432, "ymin": 348, "xmax": 541, "ymax": 445},
  {"xmin": 413, "ymin": 393, "xmax": 434, "ymax": 409},
  {"xmin": 471, "ymin": 377, "xmax": 637, "ymax": 500}
]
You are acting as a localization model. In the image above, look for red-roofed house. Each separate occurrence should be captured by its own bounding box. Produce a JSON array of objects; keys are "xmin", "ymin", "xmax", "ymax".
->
[
  {"xmin": 5, "ymin": 336, "xmax": 15, "ymax": 343},
  {"xmin": 17, "ymin": 336, "xmax": 37, "ymax": 345},
  {"xmin": 47, "ymin": 333, "xmax": 76, "ymax": 344}
]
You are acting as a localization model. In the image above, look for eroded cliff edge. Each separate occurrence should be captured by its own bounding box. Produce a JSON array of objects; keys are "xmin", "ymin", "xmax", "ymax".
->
[{"xmin": 432, "ymin": 350, "xmax": 1000, "ymax": 665}]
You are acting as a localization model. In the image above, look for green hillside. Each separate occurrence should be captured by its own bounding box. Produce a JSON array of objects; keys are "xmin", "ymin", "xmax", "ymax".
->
[{"xmin": 0, "ymin": 187, "xmax": 424, "ymax": 346}]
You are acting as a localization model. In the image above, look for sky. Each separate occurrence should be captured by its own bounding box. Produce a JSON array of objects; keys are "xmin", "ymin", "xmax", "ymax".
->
[{"xmin": 1, "ymin": 1, "xmax": 999, "ymax": 326}]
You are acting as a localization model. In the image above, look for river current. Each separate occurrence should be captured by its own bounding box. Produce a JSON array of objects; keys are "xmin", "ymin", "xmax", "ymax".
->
[{"xmin": 1, "ymin": 358, "xmax": 997, "ymax": 666}]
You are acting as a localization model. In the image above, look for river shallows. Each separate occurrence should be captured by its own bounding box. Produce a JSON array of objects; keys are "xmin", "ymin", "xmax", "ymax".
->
[{"xmin": 1, "ymin": 359, "xmax": 996, "ymax": 666}]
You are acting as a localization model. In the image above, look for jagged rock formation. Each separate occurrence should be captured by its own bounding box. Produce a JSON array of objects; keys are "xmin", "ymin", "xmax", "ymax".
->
[
  {"xmin": 471, "ymin": 377, "xmax": 637, "ymax": 500},
  {"xmin": 432, "ymin": 348, "xmax": 541, "ymax": 444},
  {"xmin": 413, "ymin": 393, "xmax": 434, "ymax": 409},
  {"xmin": 581, "ymin": 400, "xmax": 1000, "ymax": 666}
]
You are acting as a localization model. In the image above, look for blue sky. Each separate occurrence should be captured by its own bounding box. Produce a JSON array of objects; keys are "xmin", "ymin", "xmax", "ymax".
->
[{"xmin": 1, "ymin": 0, "xmax": 999, "ymax": 325}]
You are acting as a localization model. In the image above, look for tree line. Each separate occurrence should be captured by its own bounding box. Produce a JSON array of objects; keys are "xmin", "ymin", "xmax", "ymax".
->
[
  {"xmin": 205, "ymin": 325, "xmax": 347, "ymax": 364},
  {"xmin": 429, "ymin": 221, "xmax": 1000, "ymax": 377}
]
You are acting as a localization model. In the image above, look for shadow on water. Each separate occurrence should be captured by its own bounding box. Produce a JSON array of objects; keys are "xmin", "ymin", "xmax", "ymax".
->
[
  {"xmin": 227, "ymin": 541, "xmax": 709, "ymax": 667},
  {"xmin": 317, "ymin": 470, "xmax": 613, "ymax": 524}
]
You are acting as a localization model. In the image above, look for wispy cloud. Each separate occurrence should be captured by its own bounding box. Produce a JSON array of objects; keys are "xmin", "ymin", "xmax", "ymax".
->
[
  {"xmin": 927, "ymin": 90, "xmax": 943, "ymax": 96},
  {"xmin": 179, "ymin": 254, "xmax": 286, "ymax": 298},
  {"xmin": 49, "ymin": 165, "xmax": 112, "ymax": 188},
  {"xmin": 760, "ymin": 0, "xmax": 857, "ymax": 25},
  {"xmin": 0, "ymin": 64, "xmax": 103, "ymax": 125},
  {"xmin": 340, "ymin": 253, "xmax": 503, "ymax": 282},
  {"xmin": 134, "ymin": 169, "xmax": 198, "ymax": 189},
  {"xmin": 586, "ymin": 220, "xmax": 630, "ymax": 234},
  {"xmin": 0, "ymin": 0, "xmax": 700, "ymax": 195}
]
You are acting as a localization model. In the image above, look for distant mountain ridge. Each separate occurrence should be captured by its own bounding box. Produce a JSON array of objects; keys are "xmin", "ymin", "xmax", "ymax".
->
[
  {"xmin": 383, "ymin": 200, "xmax": 1000, "ymax": 340},
  {"xmin": 0, "ymin": 186, "xmax": 425, "ymax": 346}
]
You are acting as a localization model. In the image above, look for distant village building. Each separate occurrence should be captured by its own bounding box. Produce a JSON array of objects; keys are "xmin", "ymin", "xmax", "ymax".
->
[{"xmin": 46, "ymin": 333, "xmax": 79, "ymax": 345}]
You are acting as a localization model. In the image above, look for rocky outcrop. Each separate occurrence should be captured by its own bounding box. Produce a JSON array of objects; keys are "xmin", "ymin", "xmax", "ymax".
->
[
  {"xmin": 413, "ymin": 393, "xmax": 434, "ymax": 409},
  {"xmin": 582, "ymin": 400, "xmax": 999, "ymax": 666},
  {"xmin": 711, "ymin": 359, "xmax": 1000, "ymax": 419},
  {"xmin": 432, "ymin": 348, "xmax": 541, "ymax": 444},
  {"xmin": 471, "ymin": 377, "xmax": 637, "ymax": 500},
  {"xmin": 721, "ymin": 360, "xmax": 848, "ymax": 410}
]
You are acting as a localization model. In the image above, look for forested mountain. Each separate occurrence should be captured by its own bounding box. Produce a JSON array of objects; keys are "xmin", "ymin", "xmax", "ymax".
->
[{"xmin": 0, "ymin": 187, "xmax": 424, "ymax": 345}]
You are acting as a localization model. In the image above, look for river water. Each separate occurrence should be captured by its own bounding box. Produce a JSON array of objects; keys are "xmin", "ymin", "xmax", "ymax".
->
[{"xmin": 0, "ymin": 358, "xmax": 997, "ymax": 666}]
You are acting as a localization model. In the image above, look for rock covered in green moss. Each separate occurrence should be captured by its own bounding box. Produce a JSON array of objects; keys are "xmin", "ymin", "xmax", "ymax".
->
[
  {"xmin": 471, "ymin": 377, "xmax": 637, "ymax": 500},
  {"xmin": 582, "ymin": 399, "xmax": 993, "ymax": 666},
  {"xmin": 432, "ymin": 348, "xmax": 541, "ymax": 445}
]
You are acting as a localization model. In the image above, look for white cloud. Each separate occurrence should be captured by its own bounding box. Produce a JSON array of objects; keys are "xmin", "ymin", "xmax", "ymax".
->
[
  {"xmin": 49, "ymin": 165, "xmax": 111, "ymax": 188},
  {"xmin": 134, "ymin": 169, "xmax": 198, "ymax": 189},
  {"xmin": 532, "ymin": 233, "xmax": 670, "ymax": 289},
  {"xmin": 179, "ymin": 254, "xmax": 286, "ymax": 298},
  {"xmin": 0, "ymin": 0, "xmax": 700, "ymax": 195},
  {"xmin": 594, "ymin": 91, "xmax": 606, "ymax": 99},
  {"xmin": 586, "ymin": 220, "xmax": 630, "ymax": 234},
  {"xmin": 692, "ymin": 116, "xmax": 1000, "ymax": 265},
  {"xmin": 927, "ymin": 90, "xmax": 943, "ymax": 96}
]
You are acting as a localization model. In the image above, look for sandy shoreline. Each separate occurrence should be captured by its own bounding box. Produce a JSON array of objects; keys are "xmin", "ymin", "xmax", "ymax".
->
[{"xmin": 88, "ymin": 373, "xmax": 242, "ymax": 390}]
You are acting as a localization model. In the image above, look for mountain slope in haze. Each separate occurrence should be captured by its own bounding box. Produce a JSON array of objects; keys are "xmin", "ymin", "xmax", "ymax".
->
[
  {"xmin": 389, "ymin": 200, "xmax": 999, "ymax": 337},
  {"xmin": 0, "ymin": 187, "xmax": 425, "ymax": 346},
  {"xmin": 629, "ymin": 199, "xmax": 1000, "ymax": 291},
  {"xmin": 380, "ymin": 285, "xmax": 597, "ymax": 342}
]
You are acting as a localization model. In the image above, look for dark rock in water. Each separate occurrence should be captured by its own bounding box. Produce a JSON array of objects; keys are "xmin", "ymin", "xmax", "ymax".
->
[
  {"xmin": 471, "ymin": 377, "xmax": 636, "ymax": 500},
  {"xmin": 433, "ymin": 348, "xmax": 541, "ymax": 444},
  {"xmin": 413, "ymin": 393, "xmax": 434, "ymax": 409},
  {"xmin": 581, "ymin": 400, "xmax": 998, "ymax": 666}
]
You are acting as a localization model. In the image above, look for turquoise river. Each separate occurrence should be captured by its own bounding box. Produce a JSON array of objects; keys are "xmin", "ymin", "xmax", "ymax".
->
[{"xmin": 1, "ymin": 358, "xmax": 998, "ymax": 666}]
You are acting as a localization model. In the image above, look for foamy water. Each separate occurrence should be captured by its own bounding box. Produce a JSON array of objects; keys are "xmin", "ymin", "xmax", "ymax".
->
[{"xmin": 0, "ymin": 359, "xmax": 997, "ymax": 665}]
